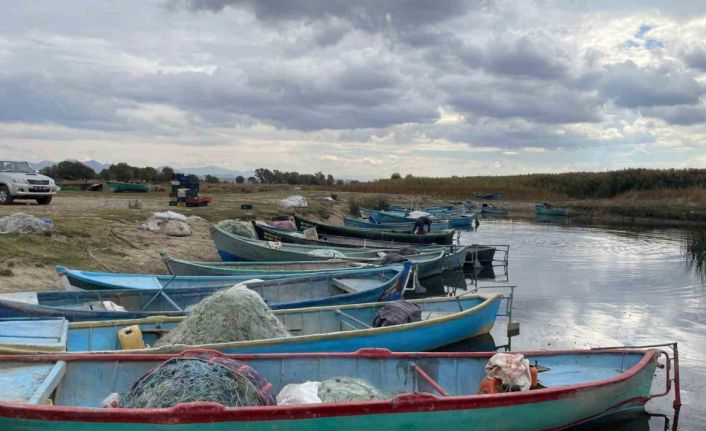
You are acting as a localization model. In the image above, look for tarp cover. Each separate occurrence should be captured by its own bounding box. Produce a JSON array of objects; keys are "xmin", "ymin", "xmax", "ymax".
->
[{"xmin": 373, "ymin": 300, "xmax": 422, "ymax": 327}]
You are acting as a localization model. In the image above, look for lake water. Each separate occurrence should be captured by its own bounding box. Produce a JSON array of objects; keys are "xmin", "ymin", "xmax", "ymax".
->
[{"xmin": 439, "ymin": 218, "xmax": 704, "ymax": 430}]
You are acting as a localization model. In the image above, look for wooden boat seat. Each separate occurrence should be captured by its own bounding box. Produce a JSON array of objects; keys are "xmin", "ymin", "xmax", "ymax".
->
[
  {"xmin": 330, "ymin": 278, "xmax": 361, "ymax": 294},
  {"xmin": 0, "ymin": 360, "xmax": 66, "ymax": 404},
  {"xmin": 0, "ymin": 319, "xmax": 68, "ymax": 353}
]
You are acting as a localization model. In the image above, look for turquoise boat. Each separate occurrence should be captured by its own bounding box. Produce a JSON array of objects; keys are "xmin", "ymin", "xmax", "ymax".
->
[
  {"xmin": 211, "ymin": 225, "xmax": 465, "ymax": 277},
  {"xmin": 296, "ymin": 215, "xmax": 454, "ymax": 241},
  {"xmin": 107, "ymin": 181, "xmax": 150, "ymax": 193},
  {"xmin": 0, "ymin": 294, "xmax": 502, "ymax": 354},
  {"xmin": 480, "ymin": 203, "xmax": 508, "ymax": 216},
  {"xmin": 0, "ymin": 264, "xmax": 411, "ymax": 321},
  {"xmin": 535, "ymin": 203, "xmax": 570, "ymax": 217},
  {"xmin": 0, "ymin": 347, "xmax": 675, "ymax": 430}
]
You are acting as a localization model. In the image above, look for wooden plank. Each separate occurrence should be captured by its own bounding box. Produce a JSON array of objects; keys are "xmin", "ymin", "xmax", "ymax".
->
[{"xmin": 28, "ymin": 361, "xmax": 66, "ymax": 404}]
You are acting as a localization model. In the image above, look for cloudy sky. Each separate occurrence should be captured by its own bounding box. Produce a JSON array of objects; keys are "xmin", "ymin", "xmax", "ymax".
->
[{"xmin": 2, "ymin": 1, "xmax": 706, "ymax": 178}]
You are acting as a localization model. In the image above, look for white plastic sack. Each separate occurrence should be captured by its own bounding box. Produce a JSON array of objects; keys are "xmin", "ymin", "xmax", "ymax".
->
[
  {"xmin": 231, "ymin": 279, "xmax": 264, "ymax": 289},
  {"xmin": 280, "ymin": 195, "xmax": 308, "ymax": 208},
  {"xmin": 152, "ymin": 211, "xmax": 187, "ymax": 221},
  {"xmin": 485, "ymin": 353, "xmax": 532, "ymax": 391},
  {"xmin": 102, "ymin": 301, "xmax": 126, "ymax": 312},
  {"xmin": 308, "ymin": 249, "xmax": 346, "ymax": 258},
  {"xmin": 408, "ymin": 210, "xmax": 432, "ymax": 219},
  {"xmin": 266, "ymin": 241, "xmax": 283, "ymax": 249},
  {"xmin": 276, "ymin": 381, "xmax": 322, "ymax": 405}
]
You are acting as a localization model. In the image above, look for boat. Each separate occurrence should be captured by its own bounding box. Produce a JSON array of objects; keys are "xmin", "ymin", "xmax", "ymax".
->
[
  {"xmin": 473, "ymin": 191, "xmax": 501, "ymax": 200},
  {"xmin": 161, "ymin": 252, "xmax": 377, "ymax": 276},
  {"xmin": 57, "ymin": 263, "xmax": 411, "ymax": 293},
  {"xmin": 343, "ymin": 216, "xmax": 452, "ymax": 232},
  {"xmin": 365, "ymin": 208, "xmax": 476, "ymax": 229},
  {"xmin": 0, "ymin": 264, "xmax": 411, "ymax": 321},
  {"xmin": 107, "ymin": 182, "xmax": 150, "ymax": 193},
  {"xmin": 480, "ymin": 203, "xmax": 508, "ymax": 216},
  {"xmin": 466, "ymin": 245, "xmax": 496, "ymax": 266},
  {"xmin": 254, "ymin": 221, "xmax": 451, "ymax": 250},
  {"xmin": 211, "ymin": 224, "xmax": 464, "ymax": 278},
  {"xmin": 0, "ymin": 347, "xmax": 676, "ymax": 430},
  {"xmin": 299, "ymin": 216, "xmax": 454, "ymax": 241},
  {"xmin": 535, "ymin": 203, "xmax": 570, "ymax": 217},
  {"xmin": 0, "ymin": 294, "xmax": 502, "ymax": 354}
]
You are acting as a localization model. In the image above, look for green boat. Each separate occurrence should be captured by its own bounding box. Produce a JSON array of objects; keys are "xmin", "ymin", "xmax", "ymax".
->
[
  {"xmin": 294, "ymin": 215, "xmax": 455, "ymax": 245},
  {"xmin": 0, "ymin": 347, "xmax": 676, "ymax": 430},
  {"xmin": 107, "ymin": 181, "xmax": 150, "ymax": 193},
  {"xmin": 211, "ymin": 225, "xmax": 467, "ymax": 278},
  {"xmin": 535, "ymin": 203, "xmax": 569, "ymax": 217}
]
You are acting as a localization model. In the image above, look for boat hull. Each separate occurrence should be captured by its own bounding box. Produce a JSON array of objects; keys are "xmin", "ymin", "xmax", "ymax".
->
[
  {"xmin": 535, "ymin": 205, "xmax": 570, "ymax": 217},
  {"xmin": 300, "ymin": 214, "xmax": 456, "ymax": 240},
  {"xmin": 0, "ymin": 349, "xmax": 661, "ymax": 431},
  {"xmin": 107, "ymin": 182, "xmax": 150, "ymax": 193}
]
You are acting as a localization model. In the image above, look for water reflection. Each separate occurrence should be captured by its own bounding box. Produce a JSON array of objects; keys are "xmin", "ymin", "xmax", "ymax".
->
[
  {"xmin": 535, "ymin": 214, "xmax": 572, "ymax": 225},
  {"xmin": 683, "ymin": 229, "xmax": 706, "ymax": 278}
]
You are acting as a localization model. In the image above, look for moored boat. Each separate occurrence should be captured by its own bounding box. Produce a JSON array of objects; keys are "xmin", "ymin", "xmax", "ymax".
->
[
  {"xmin": 0, "ymin": 264, "xmax": 411, "ymax": 321},
  {"xmin": 473, "ymin": 191, "xmax": 501, "ymax": 200},
  {"xmin": 107, "ymin": 181, "xmax": 150, "ymax": 193},
  {"xmin": 343, "ymin": 216, "xmax": 452, "ymax": 232},
  {"xmin": 211, "ymin": 225, "xmax": 463, "ymax": 277},
  {"xmin": 0, "ymin": 347, "xmax": 675, "ymax": 430},
  {"xmin": 0, "ymin": 294, "xmax": 502, "ymax": 354},
  {"xmin": 535, "ymin": 203, "xmax": 570, "ymax": 217},
  {"xmin": 480, "ymin": 203, "xmax": 508, "ymax": 216},
  {"xmin": 161, "ymin": 252, "xmax": 377, "ymax": 276}
]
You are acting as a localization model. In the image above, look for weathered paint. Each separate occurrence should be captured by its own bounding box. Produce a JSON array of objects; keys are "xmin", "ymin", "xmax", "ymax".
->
[{"xmin": 0, "ymin": 349, "xmax": 662, "ymax": 431}]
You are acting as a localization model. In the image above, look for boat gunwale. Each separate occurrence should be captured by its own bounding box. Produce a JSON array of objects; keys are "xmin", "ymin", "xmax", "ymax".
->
[{"xmin": 0, "ymin": 348, "xmax": 660, "ymax": 424}]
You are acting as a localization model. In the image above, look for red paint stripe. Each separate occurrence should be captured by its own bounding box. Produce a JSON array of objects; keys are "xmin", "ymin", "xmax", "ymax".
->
[{"xmin": 0, "ymin": 349, "xmax": 659, "ymax": 425}]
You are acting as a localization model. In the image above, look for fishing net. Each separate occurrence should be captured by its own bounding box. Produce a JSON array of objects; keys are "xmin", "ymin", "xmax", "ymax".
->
[
  {"xmin": 0, "ymin": 213, "xmax": 54, "ymax": 234},
  {"xmin": 119, "ymin": 354, "xmax": 276, "ymax": 408},
  {"xmin": 154, "ymin": 285, "xmax": 289, "ymax": 347},
  {"xmin": 318, "ymin": 378, "xmax": 388, "ymax": 403},
  {"xmin": 216, "ymin": 219, "xmax": 257, "ymax": 239}
]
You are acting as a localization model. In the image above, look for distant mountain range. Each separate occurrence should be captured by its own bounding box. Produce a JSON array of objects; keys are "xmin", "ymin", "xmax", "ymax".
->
[{"xmin": 30, "ymin": 160, "xmax": 253, "ymax": 180}]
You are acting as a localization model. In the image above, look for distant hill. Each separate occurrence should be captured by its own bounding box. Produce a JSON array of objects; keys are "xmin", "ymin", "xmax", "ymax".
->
[
  {"xmin": 32, "ymin": 160, "xmax": 252, "ymax": 180},
  {"xmin": 174, "ymin": 165, "xmax": 254, "ymax": 180}
]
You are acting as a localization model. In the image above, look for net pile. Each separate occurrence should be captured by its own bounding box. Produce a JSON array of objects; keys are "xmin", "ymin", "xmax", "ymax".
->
[
  {"xmin": 317, "ymin": 378, "xmax": 388, "ymax": 403},
  {"xmin": 216, "ymin": 219, "xmax": 257, "ymax": 239},
  {"xmin": 154, "ymin": 285, "xmax": 289, "ymax": 347},
  {"xmin": 0, "ymin": 213, "xmax": 54, "ymax": 235},
  {"xmin": 119, "ymin": 355, "xmax": 275, "ymax": 408}
]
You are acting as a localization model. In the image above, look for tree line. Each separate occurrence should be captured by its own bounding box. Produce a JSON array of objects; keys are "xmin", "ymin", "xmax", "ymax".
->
[
  {"xmin": 40, "ymin": 161, "xmax": 342, "ymax": 186},
  {"xmin": 40, "ymin": 161, "xmax": 176, "ymax": 183},
  {"xmin": 253, "ymin": 168, "xmax": 341, "ymax": 185}
]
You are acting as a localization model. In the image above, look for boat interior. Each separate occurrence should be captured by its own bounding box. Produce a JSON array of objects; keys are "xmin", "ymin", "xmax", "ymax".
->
[{"xmin": 0, "ymin": 350, "xmax": 647, "ymax": 408}]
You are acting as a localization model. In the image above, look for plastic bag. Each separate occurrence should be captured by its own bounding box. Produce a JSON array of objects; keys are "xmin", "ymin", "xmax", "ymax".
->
[
  {"xmin": 485, "ymin": 353, "xmax": 531, "ymax": 391},
  {"xmin": 276, "ymin": 381, "xmax": 322, "ymax": 405}
]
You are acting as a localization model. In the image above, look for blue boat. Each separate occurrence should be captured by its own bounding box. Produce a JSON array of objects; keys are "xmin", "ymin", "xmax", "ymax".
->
[
  {"xmin": 0, "ymin": 264, "xmax": 411, "ymax": 321},
  {"xmin": 55, "ymin": 263, "xmax": 404, "ymax": 291},
  {"xmin": 343, "ymin": 216, "xmax": 451, "ymax": 231},
  {"xmin": 365, "ymin": 208, "xmax": 476, "ymax": 229},
  {"xmin": 0, "ymin": 294, "xmax": 502, "ymax": 354},
  {"xmin": 0, "ymin": 347, "xmax": 675, "ymax": 430},
  {"xmin": 473, "ymin": 191, "xmax": 501, "ymax": 200}
]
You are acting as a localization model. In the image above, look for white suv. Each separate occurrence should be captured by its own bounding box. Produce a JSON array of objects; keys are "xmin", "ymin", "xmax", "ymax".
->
[{"xmin": 0, "ymin": 161, "xmax": 60, "ymax": 205}]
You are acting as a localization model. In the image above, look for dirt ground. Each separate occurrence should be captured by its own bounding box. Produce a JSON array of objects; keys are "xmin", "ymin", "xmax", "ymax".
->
[{"xmin": 0, "ymin": 188, "xmax": 344, "ymax": 292}]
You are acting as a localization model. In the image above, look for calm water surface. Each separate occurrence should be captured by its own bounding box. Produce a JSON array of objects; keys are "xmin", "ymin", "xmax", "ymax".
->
[{"xmin": 446, "ymin": 218, "xmax": 705, "ymax": 430}]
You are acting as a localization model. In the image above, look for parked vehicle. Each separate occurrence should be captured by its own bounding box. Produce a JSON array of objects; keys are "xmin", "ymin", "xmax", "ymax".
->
[{"xmin": 0, "ymin": 161, "xmax": 59, "ymax": 205}]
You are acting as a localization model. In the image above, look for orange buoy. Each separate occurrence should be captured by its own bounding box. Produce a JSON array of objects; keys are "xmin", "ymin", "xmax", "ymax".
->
[{"xmin": 530, "ymin": 366, "xmax": 538, "ymax": 389}]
